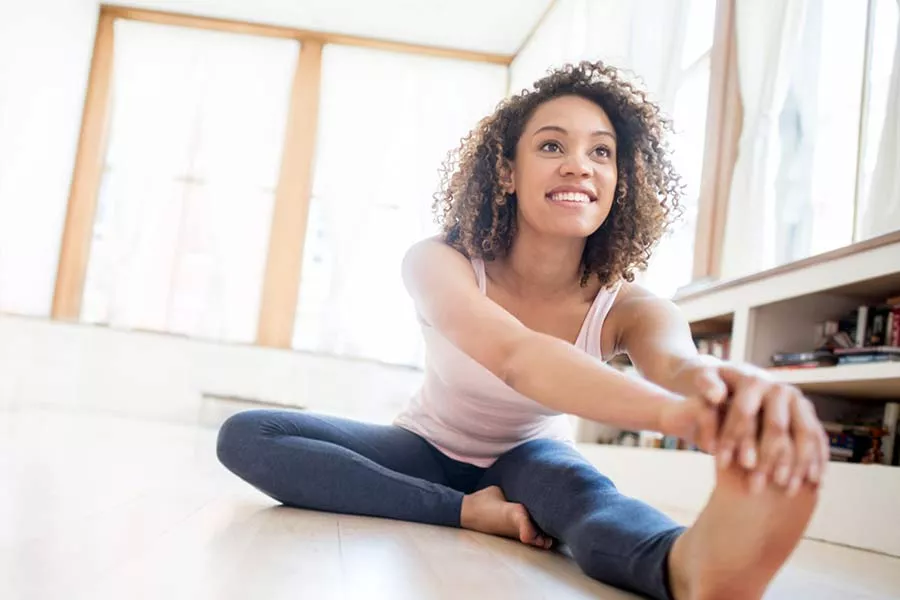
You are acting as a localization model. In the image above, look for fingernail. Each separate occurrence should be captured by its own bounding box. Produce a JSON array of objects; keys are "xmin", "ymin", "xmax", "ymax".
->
[
  {"xmin": 809, "ymin": 464, "xmax": 820, "ymax": 483},
  {"xmin": 775, "ymin": 465, "xmax": 790, "ymax": 486},
  {"xmin": 708, "ymin": 440, "xmax": 717, "ymax": 454},
  {"xmin": 718, "ymin": 449, "xmax": 732, "ymax": 470},
  {"xmin": 788, "ymin": 476, "xmax": 801, "ymax": 497},
  {"xmin": 742, "ymin": 447, "xmax": 757, "ymax": 469}
]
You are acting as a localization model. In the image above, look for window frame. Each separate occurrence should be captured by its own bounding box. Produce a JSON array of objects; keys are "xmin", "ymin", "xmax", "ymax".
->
[{"xmin": 51, "ymin": 5, "xmax": 512, "ymax": 349}]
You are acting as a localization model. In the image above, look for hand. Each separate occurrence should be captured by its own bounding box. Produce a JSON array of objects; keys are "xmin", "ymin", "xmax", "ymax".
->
[
  {"xmin": 683, "ymin": 360, "xmax": 831, "ymax": 495},
  {"xmin": 658, "ymin": 395, "xmax": 721, "ymax": 455}
]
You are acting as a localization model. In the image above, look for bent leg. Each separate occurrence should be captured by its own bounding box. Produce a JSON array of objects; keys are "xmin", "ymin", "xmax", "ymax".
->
[
  {"xmin": 477, "ymin": 439, "xmax": 683, "ymax": 600},
  {"xmin": 216, "ymin": 409, "xmax": 464, "ymax": 527}
]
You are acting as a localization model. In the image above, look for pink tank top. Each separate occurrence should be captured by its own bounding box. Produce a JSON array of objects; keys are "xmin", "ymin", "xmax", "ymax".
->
[{"xmin": 393, "ymin": 258, "xmax": 621, "ymax": 467}]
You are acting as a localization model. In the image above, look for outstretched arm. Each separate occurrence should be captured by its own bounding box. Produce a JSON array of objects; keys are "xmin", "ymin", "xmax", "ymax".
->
[
  {"xmin": 610, "ymin": 283, "xmax": 829, "ymax": 494},
  {"xmin": 402, "ymin": 238, "xmax": 717, "ymax": 449}
]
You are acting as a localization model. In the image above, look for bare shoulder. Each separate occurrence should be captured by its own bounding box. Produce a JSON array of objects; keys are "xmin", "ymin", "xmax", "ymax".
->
[
  {"xmin": 401, "ymin": 235, "xmax": 482, "ymax": 326},
  {"xmin": 605, "ymin": 280, "xmax": 684, "ymax": 352},
  {"xmin": 402, "ymin": 235, "xmax": 471, "ymax": 275},
  {"xmin": 609, "ymin": 280, "xmax": 670, "ymax": 310}
]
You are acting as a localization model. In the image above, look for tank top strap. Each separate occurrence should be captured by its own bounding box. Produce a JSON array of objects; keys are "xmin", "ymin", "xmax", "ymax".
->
[
  {"xmin": 582, "ymin": 281, "xmax": 622, "ymax": 360},
  {"xmin": 471, "ymin": 257, "xmax": 487, "ymax": 294}
]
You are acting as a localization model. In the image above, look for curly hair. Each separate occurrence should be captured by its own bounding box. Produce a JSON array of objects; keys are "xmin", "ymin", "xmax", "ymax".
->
[{"xmin": 434, "ymin": 60, "xmax": 684, "ymax": 288}]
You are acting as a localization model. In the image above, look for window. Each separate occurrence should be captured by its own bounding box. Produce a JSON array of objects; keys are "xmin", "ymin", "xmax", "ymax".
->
[
  {"xmin": 80, "ymin": 20, "xmax": 297, "ymax": 343},
  {"xmin": 729, "ymin": 0, "xmax": 900, "ymax": 275},
  {"xmin": 773, "ymin": 0, "xmax": 868, "ymax": 265},
  {"xmin": 291, "ymin": 45, "xmax": 507, "ymax": 367},
  {"xmin": 857, "ymin": 0, "xmax": 900, "ymax": 241}
]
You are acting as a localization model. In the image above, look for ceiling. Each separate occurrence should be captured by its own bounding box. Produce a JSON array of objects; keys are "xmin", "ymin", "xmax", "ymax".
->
[{"xmin": 107, "ymin": 0, "xmax": 554, "ymax": 56}]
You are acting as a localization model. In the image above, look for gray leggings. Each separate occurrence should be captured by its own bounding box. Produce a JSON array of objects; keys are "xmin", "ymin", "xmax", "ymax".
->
[{"xmin": 216, "ymin": 409, "xmax": 684, "ymax": 600}]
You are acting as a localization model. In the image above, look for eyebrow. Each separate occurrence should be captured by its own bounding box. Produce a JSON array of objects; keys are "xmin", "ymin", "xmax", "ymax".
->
[{"xmin": 532, "ymin": 125, "xmax": 617, "ymax": 142}]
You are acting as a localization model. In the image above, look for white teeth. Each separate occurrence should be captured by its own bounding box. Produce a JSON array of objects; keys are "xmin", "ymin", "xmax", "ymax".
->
[{"xmin": 550, "ymin": 192, "xmax": 590, "ymax": 203}]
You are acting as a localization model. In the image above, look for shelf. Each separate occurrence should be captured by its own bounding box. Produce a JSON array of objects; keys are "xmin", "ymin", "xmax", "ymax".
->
[{"xmin": 768, "ymin": 362, "xmax": 900, "ymax": 400}]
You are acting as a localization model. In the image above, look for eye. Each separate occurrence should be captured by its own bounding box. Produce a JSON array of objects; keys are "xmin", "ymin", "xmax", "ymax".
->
[
  {"xmin": 592, "ymin": 145, "xmax": 612, "ymax": 159},
  {"xmin": 539, "ymin": 140, "xmax": 563, "ymax": 153}
]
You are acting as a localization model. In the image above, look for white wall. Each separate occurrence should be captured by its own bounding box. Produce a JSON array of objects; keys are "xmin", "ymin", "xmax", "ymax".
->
[
  {"xmin": 0, "ymin": 314, "xmax": 421, "ymax": 425},
  {"xmin": 509, "ymin": 0, "xmax": 581, "ymax": 93},
  {"xmin": 0, "ymin": 0, "xmax": 100, "ymax": 316}
]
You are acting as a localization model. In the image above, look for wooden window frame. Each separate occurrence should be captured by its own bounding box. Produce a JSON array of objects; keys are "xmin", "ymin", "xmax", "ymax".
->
[
  {"xmin": 692, "ymin": 0, "xmax": 742, "ymax": 283},
  {"xmin": 51, "ymin": 5, "xmax": 514, "ymax": 347}
]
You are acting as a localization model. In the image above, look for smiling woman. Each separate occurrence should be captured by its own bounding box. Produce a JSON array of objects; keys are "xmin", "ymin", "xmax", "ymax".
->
[{"xmin": 221, "ymin": 59, "xmax": 827, "ymax": 600}]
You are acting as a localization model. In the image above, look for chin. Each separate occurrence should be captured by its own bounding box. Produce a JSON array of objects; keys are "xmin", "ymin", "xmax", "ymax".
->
[{"xmin": 538, "ymin": 221, "xmax": 604, "ymax": 239}]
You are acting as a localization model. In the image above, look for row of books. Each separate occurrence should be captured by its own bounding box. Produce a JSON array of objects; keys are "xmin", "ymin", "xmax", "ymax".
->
[
  {"xmin": 694, "ymin": 334, "xmax": 731, "ymax": 361},
  {"xmin": 771, "ymin": 294, "xmax": 900, "ymax": 368},
  {"xmin": 825, "ymin": 420, "xmax": 896, "ymax": 465},
  {"xmin": 615, "ymin": 421, "xmax": 896, "ymax": 466}
]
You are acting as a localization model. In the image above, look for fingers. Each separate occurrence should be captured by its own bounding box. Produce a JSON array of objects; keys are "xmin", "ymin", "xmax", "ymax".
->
[
  {"xmin": 717, "ymin": 374, "xmax": 767, "ymax": 471},
  {"xmin": 752, "ymin": 387, "xmax": 793, "ymax": 494},
  {"xmin": 694, "ymin": 397, "xmax": 720, "ymax": 454},
  {"xmin": 790, "ymin": 394, "xmax": 826, "ymax": 494},
  {"xmin": 690, "ymin": 366, "xmax": 729, "ymax": 407}
]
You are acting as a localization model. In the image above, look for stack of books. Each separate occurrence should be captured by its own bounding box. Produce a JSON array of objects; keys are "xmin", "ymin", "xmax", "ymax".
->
[
  {"xmin": 771, "ymin": 293, "xmax": 900, "ymax": 368},
  {"xmin": 824, "ymin": 421, "xmax": 891, "ymax": 464}
]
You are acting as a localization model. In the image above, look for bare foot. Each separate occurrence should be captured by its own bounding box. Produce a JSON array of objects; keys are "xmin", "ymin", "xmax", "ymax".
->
[
  {"xmin": 667, "ymin": 465, "xmax": 818, "ymax": 600},
  {"xmin": 460, "ymin": 486, "xmax": 553, "ymax": 550}
]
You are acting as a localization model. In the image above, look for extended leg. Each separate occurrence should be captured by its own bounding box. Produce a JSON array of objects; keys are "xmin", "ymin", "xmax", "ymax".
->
[
  {"xmin": 477, "ymin": 439, "xmax": 682, "ymax": 599},
  {"xmin": 216, "ymin": 409, "xmax": 465, "ymax": 527},
  {"xmin": 479, "ymin": 438, "xmax": 817, "ymax": 600}
]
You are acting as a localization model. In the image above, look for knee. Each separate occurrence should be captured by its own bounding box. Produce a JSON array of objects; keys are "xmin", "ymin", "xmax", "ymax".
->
[
  {"xmin": 510, "ymin": 439, "xmax": 617, "ymax": 493},
  {"xmin": 216, "ymin": 409, "xmax": 272, "ymax": 473}
]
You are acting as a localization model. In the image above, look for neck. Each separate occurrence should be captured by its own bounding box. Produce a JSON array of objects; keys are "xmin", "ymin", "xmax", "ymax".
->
[{"xmin": 498, "ymin": 225, "xmax": 586, "ymax": 298}]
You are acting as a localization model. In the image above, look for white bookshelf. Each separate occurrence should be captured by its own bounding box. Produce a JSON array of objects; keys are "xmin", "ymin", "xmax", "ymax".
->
[
  {"xmin": 768, "ymin": 362, "xmax": 900, "ymax": 399},
  {"xmin": 666, "ymin": 231, "xmax": 900, "ymax": 556}
]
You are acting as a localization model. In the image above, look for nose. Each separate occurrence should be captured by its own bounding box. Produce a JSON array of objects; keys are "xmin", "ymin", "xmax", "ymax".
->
[{"xmin": 560, "ymin": 153, "xmax": 593, "ymax": 178}]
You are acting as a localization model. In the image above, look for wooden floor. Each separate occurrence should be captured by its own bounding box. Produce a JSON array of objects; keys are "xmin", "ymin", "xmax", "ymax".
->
[{"xmin": 2, "ymin": 405, "xmax": 899, "ymax": 600}]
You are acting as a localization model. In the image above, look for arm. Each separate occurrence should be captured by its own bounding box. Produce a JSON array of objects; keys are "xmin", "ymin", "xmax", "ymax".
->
[
  {"xmin": 608, "ymin": 283, "xmax": 727, "ymax": 402},
  {"xmin": 610, "ymin": 283, "xmax": 829, "ymax": 492},
  {"xmin": 401, "ymin": 238, "xmax": 716, "ymax": 445}
]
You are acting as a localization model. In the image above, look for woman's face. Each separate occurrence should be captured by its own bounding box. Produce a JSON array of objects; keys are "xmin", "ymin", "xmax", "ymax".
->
[{"xmin": 508, "ymin": 95, "xmax": 618, "ymax": 239}]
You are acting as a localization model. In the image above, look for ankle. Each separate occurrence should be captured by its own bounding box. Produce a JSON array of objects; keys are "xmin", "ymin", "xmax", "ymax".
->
[
  {"xmin": 666, "ymin": 533, "xmax": 693, "ymax": 600},
  {"xmin": 460, "ymin": 493, "xmax": 476, "ymax": 530}
]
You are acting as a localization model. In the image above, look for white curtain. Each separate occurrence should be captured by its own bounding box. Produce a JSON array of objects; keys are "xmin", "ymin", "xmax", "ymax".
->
[
  {"xmin": 509, "ymin": 0, "xmax": 583, "ymax": 93},
  {"xmin": 291, "ymin": 45, "xmax": 507, "ymax": 368},
  {"xmin": 80, "ymin": 21, "xmax": 297, "ymax": 344},
  {"xmin": 719, "ymin": 0, "xmax": 808, "ymax": 279},
  {"xmin": 0, "ymin": 0, "xmax": 97, "ymax": 316},
  {"xmin": 510, "ymin": 0, "xmax": 691, "ymax": 115},
  {"xmin": 860, "ymin": 0, "xmax": 900, "ymax": 239},
  {"xmin": 583, "ymin": 0, "xmax": 691, "ymax": 115}
]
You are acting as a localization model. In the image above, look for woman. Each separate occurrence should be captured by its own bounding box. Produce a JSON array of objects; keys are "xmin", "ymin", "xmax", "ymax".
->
[{"xmin": 217, "ymin": 61, "xmax": 828, "ymax": 600}]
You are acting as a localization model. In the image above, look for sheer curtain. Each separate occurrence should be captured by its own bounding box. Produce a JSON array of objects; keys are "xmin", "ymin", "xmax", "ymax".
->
[
  {"xmin": 719, "ymin": 0, "xmax": 808, "ymax": 279},
  {"xmin": 80, "ymin": 20, "xmax": 297, "ymax": 344},
  {"xmin": 291, "ymin": 45, "xmax": 507, "ymax": 368},
  {"xmin": 860, "ymin": 0, "xmax": 900, "ymax": 239}
]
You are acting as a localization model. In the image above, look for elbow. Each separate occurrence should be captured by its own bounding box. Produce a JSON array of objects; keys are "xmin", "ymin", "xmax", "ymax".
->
[{"xmin": 500, "ymin": 332, "xmax": 544, "ymax": 390}]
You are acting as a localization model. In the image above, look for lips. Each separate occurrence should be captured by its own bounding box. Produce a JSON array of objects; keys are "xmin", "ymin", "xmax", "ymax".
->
[{"xmin": 547, "ymin": 191, "xmax": 593, "ymax": 204}]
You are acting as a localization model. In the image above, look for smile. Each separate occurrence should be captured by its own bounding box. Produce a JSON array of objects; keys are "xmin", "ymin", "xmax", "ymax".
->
[{"xmin": 547, "ymin": 191, "xmax": 595, "ymax": 204}]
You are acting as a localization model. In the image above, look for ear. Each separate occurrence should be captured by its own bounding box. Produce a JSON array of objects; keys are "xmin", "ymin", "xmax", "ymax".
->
[{"xmin": 498, "ymin": 159, "xmax": 516, "ymax": 195}]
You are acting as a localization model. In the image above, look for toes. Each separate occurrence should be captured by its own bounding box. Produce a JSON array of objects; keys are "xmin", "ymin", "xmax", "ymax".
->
[{"xmin": 512, "ymin": 505, "xmax": 551, "ymax": 549}]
